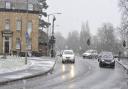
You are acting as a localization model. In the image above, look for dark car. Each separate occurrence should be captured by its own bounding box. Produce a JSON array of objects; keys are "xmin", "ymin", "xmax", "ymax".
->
[{"xmin": 98, "ymin": 52, "xmax": 115, "ymax": 68}]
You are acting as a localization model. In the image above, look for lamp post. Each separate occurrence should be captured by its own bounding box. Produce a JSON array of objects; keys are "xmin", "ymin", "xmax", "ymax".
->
[
  {"xmin": 47, "ymin": 13, "xmax": 61, "ymax": 57},
  {"xmin": 47, "ymin": 13, "xmax": 61, "ymax": 36},
  {"xmin": 50, "ymin": 16, "xmax": 56, "ymax": 57},
  {"xmin": 25, "ymin": 0, "xmax": 28, "ymax": 64}
]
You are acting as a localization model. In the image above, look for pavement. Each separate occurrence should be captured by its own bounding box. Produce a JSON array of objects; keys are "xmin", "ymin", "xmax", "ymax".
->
[
  {"xmin": 116, "ymin": 58, "xmax": 128, "ymax": 73},
  {"xmin": 0, "ymin": 56, "xmax": 56, "ymax": 84}
]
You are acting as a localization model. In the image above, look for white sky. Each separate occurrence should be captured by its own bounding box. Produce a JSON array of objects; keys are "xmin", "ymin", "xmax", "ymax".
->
[{"xmin": 47, "ymin": 0, "xmax": 121, "ymax": 37}]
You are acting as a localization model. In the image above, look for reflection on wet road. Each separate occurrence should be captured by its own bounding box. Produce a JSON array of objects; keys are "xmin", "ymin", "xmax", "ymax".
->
[
  {"xmin": 62, "ymin": 64, "xmax": 75, "ymax": 80},
  {"xmin": 0, "ymin": 57, "xmax": 128, "ymax": 89}
]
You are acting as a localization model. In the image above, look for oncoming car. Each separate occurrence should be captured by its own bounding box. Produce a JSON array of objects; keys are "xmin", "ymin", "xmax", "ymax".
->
[
  {"xmin": 98, "ymin": 51, "xmax": 115, "ymax": 68},
  {"xmin": 82, "ymin": 50, "xmax": 98, "ymax": 59},
  {"xmin": 61, "ymin": 50, "xmax": 75, "ymax": 63}
]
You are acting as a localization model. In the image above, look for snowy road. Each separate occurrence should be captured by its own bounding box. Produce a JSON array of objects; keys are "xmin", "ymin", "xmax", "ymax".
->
[{"xmin": 0, "ymin": 57, "xmax": 128, "ymax": 89}]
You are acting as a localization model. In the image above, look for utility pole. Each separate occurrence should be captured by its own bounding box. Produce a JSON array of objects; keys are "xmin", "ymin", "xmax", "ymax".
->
[
  {"xmin": 25, "ymin": 0, "xmax": 28, "ymax": 64},
  {"xmin": 51, "ymin": 16, "xmax": 56, "ymax": 57},
  {"xmin": 47, "ymin": 13, "xmax": 61, "ymax": 57}
]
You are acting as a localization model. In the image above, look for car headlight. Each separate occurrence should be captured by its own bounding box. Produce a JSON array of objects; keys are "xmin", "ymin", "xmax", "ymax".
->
[
  {"xmin": 70, "ymin": 56, "xmax": 74, "ymax": 59},
  {"xmin": 101, "ymin": 60, "xmax": 105, "ymax": 62},
  {"xmin": 86, "ymin": 54, "xmax": 90, "ymax": 56},
  {"xmin": 111, "ymin": 60, "xmax": 115, "ymax": 62},
  {"xmin": 62, "ymin": 56, "xmax": 66, "ymax": 59}
]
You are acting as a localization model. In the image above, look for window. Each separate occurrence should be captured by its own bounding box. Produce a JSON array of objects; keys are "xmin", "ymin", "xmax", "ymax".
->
[
  {"xmin": 5, "ymin": 37, "xmax": 9, "ymax": 41},
  {"xmin": 5, "ymin": 19, "xmax": 10, "ymax": 30},
  {"xmin": 6, "ymin": 2, "xmax": 11, "ymax": 9},
  {"xmin": 16, "ymin": 20, "xmax": 21, "ymax": 31},
  {"xmin": 28, "ymin": 4, "xmax": 33, "ymax": 10},
  {"xmin": 16, "ymin": 38, "xmax": 21, "ymax": 49},
  {"xmin": 27, "ymin": 21, "xmax": 32, "ymax": 36}
]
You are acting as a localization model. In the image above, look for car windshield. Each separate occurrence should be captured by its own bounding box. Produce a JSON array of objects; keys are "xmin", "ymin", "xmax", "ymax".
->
[
  {"xmin": 86, "ymin": 50, "xmax": 97, "ymax": 53},
  {"xmin": 102, "ymin": 55, "xmax": 113, "ymax": 58},
  {"xmin": 101, "ymin": 52, "xmax": 113, "ymax": 59},
  {"xmin": 92, "ymin": 51, "xmax": 97, "ymax": 53},
  {"xmin": 63, "ymin": 51, "xmax": 73, "ymax": 54}
]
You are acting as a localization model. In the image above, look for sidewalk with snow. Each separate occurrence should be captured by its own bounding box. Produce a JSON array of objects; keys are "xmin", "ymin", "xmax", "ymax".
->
[
  {"xmin": 0, "ymin": 55, "xmax": 56, "ymax": 84},
  {"xmin": 0, "ymin": 55, "xmax": 31, "ymax": 74}
]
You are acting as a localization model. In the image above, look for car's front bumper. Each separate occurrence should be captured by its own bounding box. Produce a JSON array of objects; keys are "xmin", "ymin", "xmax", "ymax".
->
[
  {"xmin": 62, "ymin": 58, "xmax": 75, "ymax": 62},
  {"xmin": 100, "ymin": 61, "xmax": 115, "ymax": 66}
]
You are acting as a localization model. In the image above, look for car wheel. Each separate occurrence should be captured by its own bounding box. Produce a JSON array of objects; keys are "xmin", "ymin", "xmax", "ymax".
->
[
  {"xmin": 83, "ymin": 56, "xmax": 85, "ymax": 59},
  {"xmin": 62, "ymin": 60, "xmax": 65, "ymax": 64},
  {"xmin": 99, "ymin": 62, "xmax": 103, "ymax": 67},
  {"xmin": 112, "ymin": 65, "xmax": 115, "ymax": 69},
  {"xmin": 72, "ymin": 60, "xmax": 75, "ymax": 64},
  {"xmin": 111, "ymin": 64, "xmax": 115, "ymax": 69},
  {"xmin": 95, "ymin": 56, "xmax": 98, "ymax": 59},
  {"xmin": 89, "ymin": 56, "xmax": 92, "ymax": 59}
]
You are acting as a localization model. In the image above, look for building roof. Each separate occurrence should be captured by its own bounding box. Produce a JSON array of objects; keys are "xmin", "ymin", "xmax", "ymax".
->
[
  {"xmin": 1, "ymin": 0, "xmax": 38, "ymax": 4},
  {"xmin": 0, "ymin": 0, "xmax": 40, "ymax": 12}
]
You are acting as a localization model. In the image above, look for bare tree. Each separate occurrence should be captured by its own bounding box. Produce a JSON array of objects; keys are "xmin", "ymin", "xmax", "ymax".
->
[
  {"xmin": 97, "ymin": 23, "xmax": 120, "ymax": 54},
  {"xmin": 66, "ymin": 31, "xmax": 80, "ymax": 53},
  {"xmin": 91, "ymin": 35, "xmax": 99, "ymax": 51},
  {"xmin": 79, "ymin": 22, "xmax": 91, "ymax": 53},
  {"xmin": 55, "ymin": 32, "xmax": 66, "ymax": 51},
  {"xmin": 119, "ymin": 0, "xmax": 128, "ymax": 35}
]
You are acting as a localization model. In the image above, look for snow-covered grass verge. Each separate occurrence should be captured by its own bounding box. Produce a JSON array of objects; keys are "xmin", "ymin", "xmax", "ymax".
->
[{"xmin": 0, "ymin": 56, "xmax": 31, "ymax": 74}]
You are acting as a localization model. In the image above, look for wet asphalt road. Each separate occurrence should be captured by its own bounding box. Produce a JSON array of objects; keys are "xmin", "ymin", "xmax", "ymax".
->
[{"xmin": 0, "ymin": 57, "xmax": 128, "ymax": 89}]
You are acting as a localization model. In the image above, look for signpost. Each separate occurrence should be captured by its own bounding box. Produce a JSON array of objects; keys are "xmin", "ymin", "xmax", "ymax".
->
[{"xmin": 25, "ymin": 32, "xmax": 30, "ymax": 64}]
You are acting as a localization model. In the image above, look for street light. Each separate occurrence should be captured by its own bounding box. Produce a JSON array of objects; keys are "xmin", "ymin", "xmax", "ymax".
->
[
  {"xmin": 25, "ymin": 0, "xmax": 29, "ymax": 64},
  {"xmin": 47, "ymin": 13, "xmax": 61, "ymax": 57},
  {"xmin": 50, "ymin": 15, "xmax": 56, "ymax": 57},
  {"xmin": 47, "ymin": 13, "xmax": 61, "ymax": 36}
]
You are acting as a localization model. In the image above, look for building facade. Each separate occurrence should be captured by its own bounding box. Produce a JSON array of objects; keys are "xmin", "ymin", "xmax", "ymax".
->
[{"xmin": 0, "ymin": 0, "xmax": 39, "ymax": 54}]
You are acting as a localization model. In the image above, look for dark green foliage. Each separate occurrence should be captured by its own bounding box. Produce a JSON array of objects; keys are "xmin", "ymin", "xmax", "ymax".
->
[
  {"xmin": 38, "ymin": 0, "xmax": 49, "ymax": 29},
  {"xmin": 39, "ymin": 19, "xmax": 51, "ymax": 28}
]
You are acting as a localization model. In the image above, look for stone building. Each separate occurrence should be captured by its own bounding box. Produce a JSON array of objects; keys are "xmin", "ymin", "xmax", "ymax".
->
[{"xmin": 0, "ymin": 0, "xmax": 39, "ymax": 54}]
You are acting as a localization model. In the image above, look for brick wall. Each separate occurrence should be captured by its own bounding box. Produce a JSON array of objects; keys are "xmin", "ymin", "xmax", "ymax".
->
[{"xmin": 0, "ymin": 12, "xmax": 39, "ymax": 54}]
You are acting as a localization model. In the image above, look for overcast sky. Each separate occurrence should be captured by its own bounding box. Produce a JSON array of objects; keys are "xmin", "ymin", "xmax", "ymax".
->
[{"xmin": 47, "ymin": 0, "xmax": 121, "ymax": 37}]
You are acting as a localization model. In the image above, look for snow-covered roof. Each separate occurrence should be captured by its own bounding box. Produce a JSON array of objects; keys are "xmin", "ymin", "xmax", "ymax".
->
[
  {"xmin": 0, "ymin": 0, "xmax": 39, "ymax": 11},
  {"xmin": 1, "ymin": 0, "xmax": 38, "ymax": 4}
]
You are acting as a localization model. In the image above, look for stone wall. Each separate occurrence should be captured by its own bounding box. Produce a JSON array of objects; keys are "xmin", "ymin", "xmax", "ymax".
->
[{"xmin": 0, "ymin": 11, "xmax": 39, "ymax": 54}]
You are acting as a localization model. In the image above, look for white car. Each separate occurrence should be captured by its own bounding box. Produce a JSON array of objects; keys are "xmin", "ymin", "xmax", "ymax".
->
[
  {"xmin": 61, "ymin": 50, "xmax": 75, "ymax": 63},
  {"xmin": 82, "ymin": 50, "xmax": 98, "ymax": 59}
]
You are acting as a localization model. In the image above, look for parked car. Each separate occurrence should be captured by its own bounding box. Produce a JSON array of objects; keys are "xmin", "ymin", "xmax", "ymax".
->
[
  {"xmin": 19, "ymin": 51, "xmax": 31, "ymax": 57},
  {"xmin": 61, "ymin": 50, "xmax": 75, "ymax": 63},
  {"xmin": 98, "ymin": 51, "xmax": 115, "ymax": 68},
  {"xmin": 82, "ymin": 50, "xmax": 98, "ymax": 59}
]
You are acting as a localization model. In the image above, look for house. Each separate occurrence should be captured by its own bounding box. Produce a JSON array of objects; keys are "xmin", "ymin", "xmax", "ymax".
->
[{"xmin": 0, "ymin": 0, "xmax": 39, "ymax": 55}]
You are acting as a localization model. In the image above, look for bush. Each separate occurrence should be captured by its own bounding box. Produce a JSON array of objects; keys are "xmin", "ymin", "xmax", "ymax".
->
[
  {"xmin": 19, "ymin": 52, "xmax": 26, "ymax": 57},
  {"xmin": 32, "ymin": 51, "xmax": 42, "ymax": 57}
]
